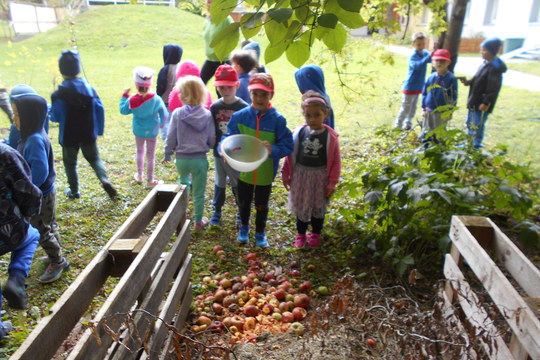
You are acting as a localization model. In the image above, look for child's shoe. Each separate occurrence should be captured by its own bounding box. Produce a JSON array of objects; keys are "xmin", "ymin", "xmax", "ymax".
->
[
  {"xmin": 255, "ymin": 232, "xmax": 269, "ymax": 248},
  {"xmin": 195, "ymin": 217, "xmax": 209, "ymax": 231},
  {"xmin": 237, "ymin": 226, "xmax": 249, "ymax": 244},
  {"xmin": 146, "ymin": 179, "xmax": 164, "ymax": 188},
  {"xmin": 133, "ymin": 173, "xmax": 143, "ymax": 183},
  {"xmin": 306, "ymin": 233, "xmax": 322, "ymax": 248},
  {"xmin": 102, "ymin": 181, "xmax": 118, "ymax": 200},
  {"xmin": 39, "ymin": 257, "xmax": 70, "ymax": 284},
  {"xmin": 3, "ymin": 273, "xmax": 28, "ymax": 309},
  {"xmin": 64, "ymin": 188, "xmax": 80, "ymax": 199},
  {"xmin": 0, "ymin": 321, "xmax": 12, "ymax": 340},
  {"xmin": 293, "ymin": 234, "xmax": 307, "ymax": 248},
  {"xmin": 209, "ymin": 211, "xmax": 221, "ymax": 226}
]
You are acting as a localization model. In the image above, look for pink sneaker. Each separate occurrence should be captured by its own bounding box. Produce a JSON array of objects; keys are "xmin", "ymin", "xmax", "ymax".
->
[
  {"xmin": 146, "ymin": 179, "xmax": 164, "ymax": 188},
  {"xmin": 307, "ymin": 233, "xmax": 322, "ymax": 248},
  {"xmin": 195, "ymin": 217, "xmax": 209, "ymax": 231},
  {"xmin": 293, "ymin": 234, "xmax": 307, "ymax": 248}
]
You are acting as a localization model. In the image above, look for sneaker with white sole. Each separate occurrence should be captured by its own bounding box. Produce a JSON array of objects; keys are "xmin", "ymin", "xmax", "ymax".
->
[
  {"xmin": 237, "ymin": 226, "xmax": 249, "ymax": 244},
  {"xmin": 39, "ymin": 257, "xmax": 69, "ymax": 284},
  {"xmin": 255, "ymin": 232, "xmax": 269, "ymax": 248}
]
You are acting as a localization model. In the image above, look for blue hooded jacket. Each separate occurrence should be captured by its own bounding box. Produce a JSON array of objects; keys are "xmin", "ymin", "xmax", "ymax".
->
[
  {"xmin": 402, "ymin": 49, "xmax": 431, "ymax": 93},
  {"xmin": 157, "ymin": 44, "xmax": 183, "ymax": 103},
  {"xmin": 120, "ymin": 93, "xmax": 167, "ymax": 138},
  {"xmin": 294, "ymin": 65, "xmax": 335, "ymax": 129},
  {"xmin": 12, "ymin": 93, "xmax": 56, "ymax": 197},
  {"xmin": 50, "ymin": 77, "xmax": 105, "ymax": 146}
]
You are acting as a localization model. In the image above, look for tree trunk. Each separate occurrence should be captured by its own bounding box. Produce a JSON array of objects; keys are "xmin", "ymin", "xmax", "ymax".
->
[
  {"xmin": 443, "ymin": 0, "xmax": 470, "ymax": 72},
  {"xmin": 435, "ymin": 1, "xmax": 448, "ymax": 50}
]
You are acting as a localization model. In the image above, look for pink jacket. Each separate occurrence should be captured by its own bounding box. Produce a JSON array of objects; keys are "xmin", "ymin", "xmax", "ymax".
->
[
  {"xmin": 168, "ymin": 60, "xmax": 213, "ymax": 111},
  {"xmin": 281, "ymin": 124, "xmax": 341, "ymax": 191}
]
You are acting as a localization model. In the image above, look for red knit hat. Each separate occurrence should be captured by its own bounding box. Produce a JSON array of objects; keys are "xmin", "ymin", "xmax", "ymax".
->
[
  {"xmin": 214, "ymin": 64, "xmax": 239, "ymax": 87},
  {"xmin": 432, "ymin": 49, "xmax": 451, "ymax": 62}
]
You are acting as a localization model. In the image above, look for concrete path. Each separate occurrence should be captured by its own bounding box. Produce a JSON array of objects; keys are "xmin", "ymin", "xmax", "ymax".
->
[{"xmin": 386, "ymin": 45, "xmax": 540, "ymax": 92}]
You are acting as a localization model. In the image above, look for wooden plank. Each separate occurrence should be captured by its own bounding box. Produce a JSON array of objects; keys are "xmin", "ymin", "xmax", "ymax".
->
[
  {"xmin": 457, "ymin": 215, "xmax": 494, "ymax": 250},
  {"xmin": 112, "ymin": 221, "xmax": 191, "ymax": 360},
  {"xmin": 486, "ymin": 217, "xmax": 540, "ymax": 298},
  {"xmin": 110, "ymin": 186, "xmax": 159, "ymax": 240},
  {"xmin": 509, "ymin": 334, "xmax": 529, "ymax": 360},
  {"xmin": 444, "ymin": 254, "xmax": 514, "ymax": 360},
  {"xmin": 154, "ymin": 285, "xmax": 193, "ymax": 358},
  {"xmin": 450, "ymin": 216, "xmax": 540, "ymax": 359},
  {"xmin": 156, "ymin": 184, "xmax": 183, "ymax": 212},
  {"xmin": 109, "ymin": 239, "xmax": 141, "ymax": 252},
  {"xmin": 10, "ymin": 257, "xmax": 111, "ymax": 360},
  {"xmin": 67, "ymin": 187, "xmax": 188, "ymax": 360}
]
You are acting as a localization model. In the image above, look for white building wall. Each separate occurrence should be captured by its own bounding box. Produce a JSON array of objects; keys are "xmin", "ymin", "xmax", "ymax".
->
[{"xmin": 462, "ymin": 0, "xmax": 540, "ymax": 48}]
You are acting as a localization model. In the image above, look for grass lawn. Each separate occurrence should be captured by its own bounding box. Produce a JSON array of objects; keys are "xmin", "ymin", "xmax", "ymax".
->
[
  {"xmin": 0, "ymin": 5, "xmax": 538, "ymax": 356},
  {"xmin": 506, "ymin": 60, "xmax": 540, "ymax": 77}
]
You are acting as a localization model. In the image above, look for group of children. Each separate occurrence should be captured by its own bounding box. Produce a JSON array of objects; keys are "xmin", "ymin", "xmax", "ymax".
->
[
  {"xmin": 119, "ymin": 42, "xmax": 341, "ymax": 249},
  {"xmin": 395, "ymin": 32, "xmax": 506, "ymax": 149}
]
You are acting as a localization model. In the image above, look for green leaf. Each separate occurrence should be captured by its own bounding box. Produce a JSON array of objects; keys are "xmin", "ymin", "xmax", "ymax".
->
[
  {"xmin": 336, "ymin": 9, "xmax": 365, "ymax": 28},
  {"xmin": 395, "ymin": 254, "xmax": 414, "ymax": 276},
  {"xmin": 338, "ymin": 0, "xmax": 363, "ymax": 13},
  {"xmin": 210, "ymin": 0, "xmax": 237, "ymax": 25},
  {"xmin": 210, "ymin": 23, "xmax": 240, "ymax": 61},
  {"xmin": 365, "ymin": 190, "xmax": 383, "ymax": 205},
  {"xmin": 286, "ymin": 40, "xmax": 310, "ymax": 68},
  {"xmin": 322, "ymin": 23, "xmax": 347, "ymax": 52},
  {"xmin": 264, "ymin": 20, "xmax": 288, "ymax": 44},
  {"xmin": 318, "ymin": 13, "xmax": 339, "ymax": 28},
  {"xmin": 294, "ymin": 5, "xmax": 310, "ymax": 22},
  {"xmin": 241, "ymin": 12, "xmax": 264, "ymax": 39},
  {"xmin": 264, "ymin": 42, "xmax": 287, "ymax": 64},
  {"xmin": 267, "ymin": 8, "xmax": 293, "ymax": 23}
]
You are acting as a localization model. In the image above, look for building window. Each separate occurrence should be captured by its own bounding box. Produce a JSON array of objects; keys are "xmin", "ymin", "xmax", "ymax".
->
[
  {"xmin": 484, "ymin": 0, "xmax": 499, "ymax": 25},
  {"xmin": 420, "ymin": 7, "xmax": 430, "ymax": 25},
  {"xmin": 531, "ymin": 0, "xmax": 540, "ymax": 23}
]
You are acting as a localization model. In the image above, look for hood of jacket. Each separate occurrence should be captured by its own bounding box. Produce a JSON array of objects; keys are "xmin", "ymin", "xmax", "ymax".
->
[
  {"xmin": 295, "ymin": 64, "xmax": 327, "ymax": 95},
  {"xmin": 9, "ymin": 84, "xmax": 37, "ymax": 102},
  {"xmin": 58, "ymin": 78, "xmax": 97, "ymax": 100},
  {"xmin": 490, "ymin": 57, "xmax": 507, "ymax": 74},
  {"xmin": 242, "ymin": 42, "xmax": 261, "ymax": 60},
  {"xmin": 176, "ymin": 60, "xmax": 201, "ymax": 80},
  {"xmin": 163, "ymin": 44, "xmax": 183, "ymax": 65},
  {"xmin": 178, "ymin": 105, "xmax": 209, "ymax": 131},
  {"xmin": 12, "ymin": 93, "xmax": 48, "ymax": 141}
]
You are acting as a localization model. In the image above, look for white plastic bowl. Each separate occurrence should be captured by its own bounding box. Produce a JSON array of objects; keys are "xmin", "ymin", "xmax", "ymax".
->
[{"xmin": 221, "ymin": 134, "xmax": 269, "ymax": 172}]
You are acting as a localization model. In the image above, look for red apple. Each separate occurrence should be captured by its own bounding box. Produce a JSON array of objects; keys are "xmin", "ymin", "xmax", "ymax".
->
[
  {"xmin": 281, "ymin": 311, "xmax": 294, "ymax": 323},
  {"xmin": 220, "ymin": 279, "xmax": 232, "ymax": 289},
  {"xmin": 212, "ymin": 303, "xmax": 223, "ymax": 314},
  {"xmin": 212, "ymin": 245, "xmax": 224, "ymax": 254},
  {"xmin": 273, "ymin": 288, "xmax": 286, "ymax": 300},
  {"xmin": 294, "ymin": 294, "xmax": 310, "ymax": 309},
  {"xmin": 289, "ymin": 270, "xmax": 301, "ymax": 278},
  {"xmin": 244, "ymin": 305, "xmax": 259, "ymax": 317},
  {"xmin": 209, "ymin": 321, "xmax": 224, "ymax": 331},
  {"xmin": 278, "ymin": 302, "xmax": 291, "ymax": 313},
  {"xmin": 246, "ymin": 252, "xmax": 257, "ymax": 261},
  {"xmin": 299, "ymin": 281, "xmax": 312, "ymax": 293},
  {"xmin": 292, "ymin": 307, "xmax": 307, "ymax": 321},
  {"xmin": 262, "ymin": 304, "xmax": 274, "ymax": 315}
]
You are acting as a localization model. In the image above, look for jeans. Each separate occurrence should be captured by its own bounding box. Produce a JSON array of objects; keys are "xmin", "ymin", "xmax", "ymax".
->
[
  {"xmin": 214, "ymin": 156, "xmax": 239, "ymax": 188},
  {"xmin": 466, "ymin": 110, "xmax": 490, "ymax": 148},
  {"xmin": 62, "ymin": 142, "xmax": 109, "ymax": 193},
  {"xmin": 174, "ymin": 158, "xmax": 209, "ymax": 222}
]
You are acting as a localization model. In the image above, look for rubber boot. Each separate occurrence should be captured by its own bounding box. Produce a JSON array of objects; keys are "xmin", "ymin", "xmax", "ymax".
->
[
  {"xmin": 3, "ymin": 272, "xmax": 28, "ymax": 310},
  {"xmin": 210, "ymin": 185, "xmax": 226, "ymax": 226}
]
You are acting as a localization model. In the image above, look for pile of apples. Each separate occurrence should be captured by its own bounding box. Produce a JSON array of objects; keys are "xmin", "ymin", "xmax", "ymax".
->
[{"xmin": 190, "ymin": 247, "xmax": 313, "ymax": 343}]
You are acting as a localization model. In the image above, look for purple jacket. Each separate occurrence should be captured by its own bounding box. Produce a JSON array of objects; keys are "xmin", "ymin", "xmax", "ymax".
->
[{"xmin": 164, "ymin": 105, "xmax": 215, "ymax": 161}]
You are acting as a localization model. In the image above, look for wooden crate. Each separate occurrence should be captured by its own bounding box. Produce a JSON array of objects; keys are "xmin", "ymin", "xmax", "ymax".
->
[
  {"xmin": 442, "ymin": 215, "xmax": 540, "ymax": 360},
  {"xmin": 11, "ymin": 184, "xmax": 192, "ymax": 360}
]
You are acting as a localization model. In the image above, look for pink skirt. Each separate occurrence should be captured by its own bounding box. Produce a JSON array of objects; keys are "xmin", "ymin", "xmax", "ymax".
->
[{"xmin": 287, "ymin": 165, "xmax": 328, "ymax": 223}]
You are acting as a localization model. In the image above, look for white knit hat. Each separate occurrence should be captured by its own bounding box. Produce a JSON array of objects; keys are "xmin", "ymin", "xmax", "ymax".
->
[{"xmin": 133, "ymin": 66, "xmax": 155, "ymax": 88}]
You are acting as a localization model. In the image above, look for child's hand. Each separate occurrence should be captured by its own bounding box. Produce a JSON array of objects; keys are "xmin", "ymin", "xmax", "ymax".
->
[
  {"xmin": 479, "ymin": 104, "xmax": 489, "ymax": 112},
  {"xmin": 162, "ymin": 159, "xmax": 170, "ymax": 165},
  {"xmin": 123, "ymin": 88, "xmax": 131, "ymax": 97},
  {"xmin": 282, "ymin": 178, "xmax": 290, "ymax": 191},
  {"xmin": 458, "ymin": 77, "xmax": 470, "ymax": 86},
  {"xmin": 325, "ymin": 188, "xmax": 335, "ymax": 198},
  {"xmin": 261, "ymin": 141, "xmax": 272, "ymax": 155}
]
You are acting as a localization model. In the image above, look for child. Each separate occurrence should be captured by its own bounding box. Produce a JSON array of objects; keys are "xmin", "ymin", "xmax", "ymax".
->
[
  {"xmin": 168, "ymin": 60, "xmax": 213, "ymax": 112},
  {"xmin": 294, "ymin": 65, "xmax": 335, "ymax": 129},
  {"xmin": 281, "ymin": 91, "xmax": 341, "ymax": 248},
  {"xmin": 394, "ymin": 32, "xmax": 431, "ymax": 131},
  {"xmin": 209, "ymin": 64, "xmax": 249, "ymax": 226},
  {"xmin": 421, "ymin": 49, "xmax": 458, "ymax": 145},
  {"xmin": 230, "ymin": 50, "xmax": 257, "ymax": 104},
  {"xmin": 50, "ymin": 50, "xmax": 117, "ymax": 200},
  {"xmin": 11, "ymin": 92, "xmax": 69, "ymax": 283},
  {"xmin": 156, "ymin": 44, "xmax": 183, "ymax": 141},
  {"xmin": 164, "ymin": 75, "xmax": 215, "ymax": 231},
  {"xmin": 120, "ymin": 66, "xmax": 167, "ymax": 188},
  {"xmin": 0, "ymin": 142, "xmax": 41, "ymax": 336},
  {"xmin": 223, "ymin": 73, "xmax": 293, "ymax": 247},
  {"xmin": 460, "ymin": 37, "xmax": 507, "ymax": 149},
  {"xmin": 242, "ymin": 41, "xmax": 268, "ymax": 74}
]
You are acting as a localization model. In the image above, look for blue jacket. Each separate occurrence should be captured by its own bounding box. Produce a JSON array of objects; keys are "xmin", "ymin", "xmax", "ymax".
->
[
  {"xmin": 224, "ymin": 105, "xmax": 293, "ymax": 186},
  {"xmin": 120, "ymin": 93, "xmax": 167, "ymax": 138},
  {"xmin": 0, "ymin": 142, "xmax": 42, "ymax": 255},
  {"xmin": 294, "ymin": 65, "xmax": 335, "ymax": 129},
  {"xmin": 237, "ymin": 72, "xmax": 251, "ymax": 104},
  {"xmin": 12, "ymin": 94, "xmax": 56, "ymax": 197},
  {"xmin": 422, "ymin": 71, "xmax": 458, "ymax": 113},
  {"xmin": 50, "ymin": 77, "xmax": 105, "ymax": 146},
  {"xmin": 403, "ymin": 50, "xmax": 431, "ymax": 93}
]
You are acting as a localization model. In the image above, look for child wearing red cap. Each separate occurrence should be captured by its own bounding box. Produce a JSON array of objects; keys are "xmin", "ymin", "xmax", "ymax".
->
[
  {"xmin": 421, "ymin": 49, "xmax": 458, "ymax": 145},
  {"xmin": 209, "ymin": 65, "xmax": 249, "ymax": 226},
  {"xmin": 222, "ymin": 73, "xmax": 293, "ymax": 247}
]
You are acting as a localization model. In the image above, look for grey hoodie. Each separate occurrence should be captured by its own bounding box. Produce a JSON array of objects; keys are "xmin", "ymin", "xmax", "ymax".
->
[{"xmin": 164, "ymin": 105, "xmax": 215, "ymax": 160}]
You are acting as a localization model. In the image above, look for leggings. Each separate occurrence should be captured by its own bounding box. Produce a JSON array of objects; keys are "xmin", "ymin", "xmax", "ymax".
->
[
  {"xmin": 135, "ymin": 136, "xmax": 158, "ymax": 181},
  {"xmin": 237, "ymin": 180, "xmax": 272, "ymax": 233},
  {"xmin": 296, "ymin": 216, "xmax": 325, "ymax": 235}
]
